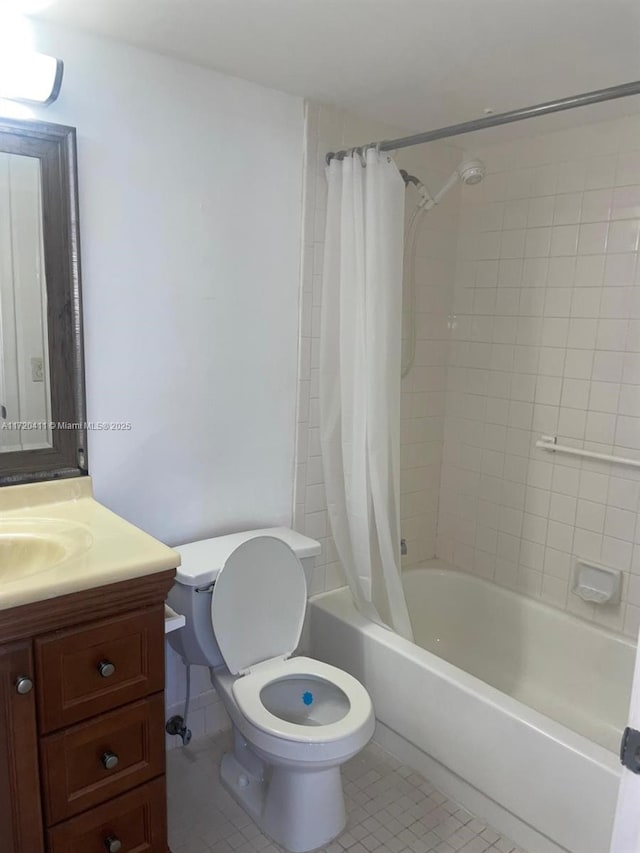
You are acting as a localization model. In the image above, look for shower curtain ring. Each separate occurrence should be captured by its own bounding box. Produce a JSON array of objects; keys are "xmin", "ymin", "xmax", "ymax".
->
[{"xmin": 375, "ymin": 141, "xmax": 394, "ymax": 163}]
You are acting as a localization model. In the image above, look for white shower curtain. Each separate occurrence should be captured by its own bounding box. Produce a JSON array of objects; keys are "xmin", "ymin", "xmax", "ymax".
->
[{"xmin": 319, "ymin": 149, "xmax": 413, "ymax": 641}]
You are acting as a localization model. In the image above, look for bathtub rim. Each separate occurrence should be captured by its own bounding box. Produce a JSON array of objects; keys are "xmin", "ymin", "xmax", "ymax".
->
[
  {"xmin": 406, "ymin": 559, "xmax": 637, "ymax": 650},
  {"xmin": 309, "ymin": 565, "xmax": 632, "ymax": 777}
]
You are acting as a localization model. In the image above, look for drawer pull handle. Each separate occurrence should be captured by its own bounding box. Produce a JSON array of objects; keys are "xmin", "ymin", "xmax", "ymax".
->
[
  {"xmin": 104, "ymin": 836, "xmax": 122, "ymax": 853},
  {"xmin": 15, "ymin": 676, "xmax": 33, "ymax": 695},
  {"xmin": 98, "ymin": 660, "xmax": 116, "ymax": 678},
  {"xmin": 101, "ymin": 751, "xmax": 119, "ymax": 771}
]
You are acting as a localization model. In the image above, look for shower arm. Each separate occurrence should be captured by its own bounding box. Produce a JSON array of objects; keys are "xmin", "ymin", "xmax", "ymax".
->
[
  {"xmin": 421, "ymin": 170, "xmax": 459, "ymax": 210},
  {"xmin": 401, "ymin": 167, "xmax": 466, "ymax": 210}
]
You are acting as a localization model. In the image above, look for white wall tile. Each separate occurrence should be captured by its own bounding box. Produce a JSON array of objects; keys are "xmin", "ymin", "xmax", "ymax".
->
[
  {"xmin": 561, "ymin": 379, "xmax": 590, "ymax": 409},
  {"xmin": 576, "ymin": 499, "xmax": 606, "ymax": 533},
  {"xmin": 612, "ymin": 185, "xmax": 640, "ymax": 220},
  {"xmin": 608, "ymin": 477, "xmax": 640, "ymax": 512},
  {"xmin": 554, "ymin": 193, "xmax": 582, "ymax": 225},
  {"xmin": 608, "ymin": 220, "xmax": 640, "ymax": 253},
  {"xmin": 439, "ymin": 112, "xmax": 640, "ymax": 636},
  {"xmin": 551, "ymin": 224, "xmax": 580, "ymax": 256},
  {"xmin": 604, "ymin": 506, "xmax": 636, "ymax": 542},
  {"xmin": 585, "ymin": 411, "xmax": 617, "ymax": 444},
  {"xmin": 575, "ymin": 254, "xmax": 605, "ymax": 287},
  {"xmin": 577, "ymin": 222, "xmax": 609, "ymax": 255},
  {"xmin": 581, "ymin": 189, "xmax": 611, "ymax": 223},
  {"xmin": 564, "ymin": 349, "xmax": 594, "ymax": 379},
  {"xmin": 616, "ymin": 151, "xmax": 640, "ymax": 186}
]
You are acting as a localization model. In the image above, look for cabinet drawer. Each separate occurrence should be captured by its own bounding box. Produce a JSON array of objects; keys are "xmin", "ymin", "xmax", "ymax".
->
[
  {"xmin": 47, "ymin": 777, "xmax": 167, "ymax": 853},
  {"xmin": 36, "ymin": 607, "xmax": 165, "ymax": 732},
  {"xmin": 41, "ymin": 694, "xmax": 166, "ymax": 825}
]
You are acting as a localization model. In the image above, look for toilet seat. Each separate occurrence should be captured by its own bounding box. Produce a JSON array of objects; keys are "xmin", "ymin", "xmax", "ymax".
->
[
  {"xmin": 232, "ymin": 656, "xmax": 373, "ymax": 743},
  {"xmin": 211, "ymin": 536, "xmax": 307, "ymax": 675}
]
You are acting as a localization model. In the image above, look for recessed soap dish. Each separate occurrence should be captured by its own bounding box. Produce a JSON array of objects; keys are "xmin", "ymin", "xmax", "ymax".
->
[{"xmin": 573, "ymin": 561, "xmax": 621, "ymax": 605}]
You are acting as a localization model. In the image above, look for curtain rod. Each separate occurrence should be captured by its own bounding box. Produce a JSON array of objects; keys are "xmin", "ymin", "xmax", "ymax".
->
[{"xmin": 326, "ymin": 80, "xmax": 640, "ymax": 164}]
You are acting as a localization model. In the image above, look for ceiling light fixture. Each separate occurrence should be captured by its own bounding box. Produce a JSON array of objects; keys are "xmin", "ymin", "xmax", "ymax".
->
[{"xmin": 0, "ymin": 50, "xmax": 63, "ymax": 105}]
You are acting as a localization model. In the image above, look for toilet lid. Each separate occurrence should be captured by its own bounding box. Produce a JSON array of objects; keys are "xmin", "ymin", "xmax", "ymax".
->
[{"xmin": 211, "ymin": 536, "xmax": 307, "ymax": 675}]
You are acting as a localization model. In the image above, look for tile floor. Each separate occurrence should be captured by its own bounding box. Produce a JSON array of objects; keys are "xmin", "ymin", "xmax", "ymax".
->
[{"xmin": 167, "ymin": 731, "xmax": 527, "ymax": 853}]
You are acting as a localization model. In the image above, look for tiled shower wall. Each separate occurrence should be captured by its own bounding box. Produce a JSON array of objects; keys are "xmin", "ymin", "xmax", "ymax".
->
[
  {"xmin": 293, "ymin": 101, "xmax": 461, "ymax": 593},
  {"xmin": 437, "ymin": 112, "xmax": 640, "ymax": 638},
  {"xmin": 399, "ymin": 144, "xmax": 461, "ymax": 566}
]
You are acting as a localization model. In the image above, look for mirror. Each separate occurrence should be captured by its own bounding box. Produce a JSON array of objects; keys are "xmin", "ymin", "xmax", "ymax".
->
[
  {"xmin": 0, "ymin": 152, "xmax": 52, "ymax": 451},
  {"xmin": 0, "ymin": 118, "xmax": 86, "ymax": 485}
]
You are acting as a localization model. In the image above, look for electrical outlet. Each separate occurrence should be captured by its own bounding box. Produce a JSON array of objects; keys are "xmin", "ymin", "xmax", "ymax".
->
[{"xmin": 31, "ymin": 357, "xmax": 44, "ymax": 382}]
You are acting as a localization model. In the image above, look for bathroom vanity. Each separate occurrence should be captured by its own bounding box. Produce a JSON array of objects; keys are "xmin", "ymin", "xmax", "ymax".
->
[
  {"xmin": 0, "ymin": 478, "xmax": 179, "ymax": 853},
  {"xmin": 1, "ymin": 571, "xmax": 174, "ymax": 852},
  {"xmin": 0, "ymin": 116, "xmax": 179, "ymax": 852}
]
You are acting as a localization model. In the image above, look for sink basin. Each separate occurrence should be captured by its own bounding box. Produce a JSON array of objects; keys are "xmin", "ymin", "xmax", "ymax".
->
[
  {"xmin": 0, "ymin": 477, "xmax": 179, "ymax": 611},
  {"xmin": 0, "ymin": 519, "xmax": 93, "ymax": 579}
]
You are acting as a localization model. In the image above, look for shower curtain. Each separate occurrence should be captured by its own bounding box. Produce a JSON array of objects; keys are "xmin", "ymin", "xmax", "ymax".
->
[{"xmin": 319, "ymin": 149, "xmax": 413, "ymax": 641}]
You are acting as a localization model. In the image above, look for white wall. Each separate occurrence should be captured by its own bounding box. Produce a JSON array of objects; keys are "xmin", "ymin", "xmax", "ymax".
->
[
  {"xmin": 0, "ymin": 21, "xmax": 305, "ymax": 740},
  {"xmin": 16, "ymin": 20, "xmax": 304, "ymax": 546}
]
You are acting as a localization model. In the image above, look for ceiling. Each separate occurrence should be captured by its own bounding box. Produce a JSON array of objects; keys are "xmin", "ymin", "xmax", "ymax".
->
[{"xmin": 35, "ymin": 0, "xmax": 640, "ymax": 138}]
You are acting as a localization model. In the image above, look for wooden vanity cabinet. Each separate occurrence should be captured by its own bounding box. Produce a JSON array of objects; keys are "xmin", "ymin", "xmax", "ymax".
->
[
  {"xmin": 0, "ymin": 569, "xmax": 175, "ymax": 853},
  {"xmin": 0, "ymin": 640, "xmax": 44, "ymax": 852}
]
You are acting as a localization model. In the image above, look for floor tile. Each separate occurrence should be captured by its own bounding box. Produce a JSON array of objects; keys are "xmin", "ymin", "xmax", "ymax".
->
[{"xmin": 167, "ymin": 731, "xmax": 526, "ymax": 853}]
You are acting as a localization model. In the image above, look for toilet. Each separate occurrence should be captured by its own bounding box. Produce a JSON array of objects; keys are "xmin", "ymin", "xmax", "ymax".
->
[{"xmin": 167, "ymin": 527, "xmax": 375, "ymax": 853}]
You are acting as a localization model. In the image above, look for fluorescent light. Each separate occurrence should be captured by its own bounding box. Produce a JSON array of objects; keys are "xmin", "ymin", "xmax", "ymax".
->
[{"xmin": 0, "ymin": 50, "xmax": 63, "ymax": 105}]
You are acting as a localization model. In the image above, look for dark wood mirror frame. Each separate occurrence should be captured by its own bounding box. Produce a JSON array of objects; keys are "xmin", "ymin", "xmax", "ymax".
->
[{"xmin": 0, "ymin": 118, "xmax": 87, "ymax": 486}]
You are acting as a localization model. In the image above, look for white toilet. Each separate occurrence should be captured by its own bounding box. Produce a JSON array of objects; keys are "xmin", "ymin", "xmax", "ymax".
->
[{"xmin": 167, "ymin": 527, "xmax": 375, "ymax": 853}]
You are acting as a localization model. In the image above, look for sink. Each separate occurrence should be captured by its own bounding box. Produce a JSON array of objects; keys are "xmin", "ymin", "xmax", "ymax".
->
[{"xmin": 0, "ymin": 519, "xmax": 93, "ymax": 579}]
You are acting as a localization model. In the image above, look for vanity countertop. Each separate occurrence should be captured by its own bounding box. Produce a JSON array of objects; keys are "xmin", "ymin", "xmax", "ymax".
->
[{"xmin": 0, "ymin": 477, "xmax": 180, "ymax": 611}]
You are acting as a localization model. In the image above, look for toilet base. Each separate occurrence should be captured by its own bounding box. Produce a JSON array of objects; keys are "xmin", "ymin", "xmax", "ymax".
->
[
  {"xmin": 220, "ymin": 742, "xmax": 347, "ymax": 852},
  {"xmin": 221, "ymin": 751, "xmax": 265, "ymax": 824}
]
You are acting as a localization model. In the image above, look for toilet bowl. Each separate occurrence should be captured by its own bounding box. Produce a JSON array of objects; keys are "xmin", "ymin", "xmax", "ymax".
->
[{"xmin": 167, "ymin": 527, "xmax": 375, "ymax": 853}]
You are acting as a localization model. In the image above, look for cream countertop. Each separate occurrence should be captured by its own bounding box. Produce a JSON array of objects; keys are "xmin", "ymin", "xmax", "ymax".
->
[{"xmin": 0, "ymin": 476, "xmax": 180, "ymax": 611}]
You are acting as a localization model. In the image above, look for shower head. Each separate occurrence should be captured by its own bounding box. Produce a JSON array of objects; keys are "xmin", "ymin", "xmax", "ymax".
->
[
  {"xmin": 458, "ymin": 158, "xmax": 485, "ymax": 185},
  {"xmin": 406, "ymin": 157, "xmax": 486, "ymax": 211}
]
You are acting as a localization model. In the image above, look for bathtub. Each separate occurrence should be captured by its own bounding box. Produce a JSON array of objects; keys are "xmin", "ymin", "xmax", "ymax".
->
[{"xmin": 308, "ymin": 561, "xmax": 636, "ymax": 853}]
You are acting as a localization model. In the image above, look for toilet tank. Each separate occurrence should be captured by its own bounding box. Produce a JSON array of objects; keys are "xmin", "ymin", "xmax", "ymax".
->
[{"xmin": 167, "ymin": 527, "xmax": 321, "ymax": 668}]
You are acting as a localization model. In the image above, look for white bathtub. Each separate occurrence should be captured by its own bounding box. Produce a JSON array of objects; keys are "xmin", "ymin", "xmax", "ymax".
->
[{"xmin": 308, "ymin": 562, "xmax": 636, "ymax": 853}]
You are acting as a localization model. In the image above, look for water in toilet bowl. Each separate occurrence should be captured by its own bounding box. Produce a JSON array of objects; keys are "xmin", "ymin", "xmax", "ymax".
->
[{"xmin": 260, "ymin": 675, "xmax": 350, "ymax": 726}]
